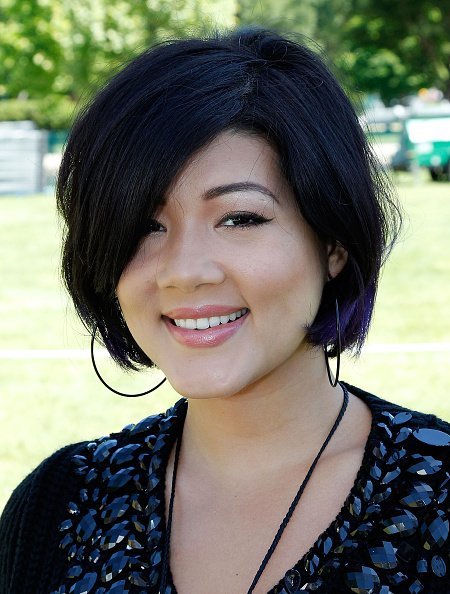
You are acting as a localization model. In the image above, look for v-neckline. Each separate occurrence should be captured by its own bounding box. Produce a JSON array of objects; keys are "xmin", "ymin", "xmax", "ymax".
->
[{"xmin": 155, "ymin": 384, "xmax": 397, "ymax": 594}]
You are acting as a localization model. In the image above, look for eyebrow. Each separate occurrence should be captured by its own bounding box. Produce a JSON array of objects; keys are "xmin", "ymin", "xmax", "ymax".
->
[{"xmin": 202, "ymin": 182, "xmax": 279, "ymax": 203}]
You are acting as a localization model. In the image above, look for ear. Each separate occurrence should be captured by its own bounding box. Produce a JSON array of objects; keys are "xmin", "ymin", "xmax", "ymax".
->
[{"xmin": 326, "ymin": 241, "xmax": 348, "ymax": 279}]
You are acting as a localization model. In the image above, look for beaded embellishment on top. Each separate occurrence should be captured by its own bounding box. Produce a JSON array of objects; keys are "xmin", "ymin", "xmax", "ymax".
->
[
  {"xmin": 51, "ymin": 400, "xmax": 187, "ymax": 594},
  {"xmin": 271, "ymin": 409, "xmax": 450, "ymax": 594},
  {"xmin": 50, "ymin": 395, "xmax": 450, "ymax": 594}
]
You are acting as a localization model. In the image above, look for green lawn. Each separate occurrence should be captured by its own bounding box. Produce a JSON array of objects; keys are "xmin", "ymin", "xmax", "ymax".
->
[{"xmin": 1, "ymin": 178, "xmax": 450, "ymax": 511}]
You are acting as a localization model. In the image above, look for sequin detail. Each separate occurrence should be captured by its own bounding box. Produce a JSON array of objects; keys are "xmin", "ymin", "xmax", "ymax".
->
[
  {"xmin": 273, "ymin": 407, "xmax": 450, "ymax": 593},
  {"xmin": 51, "ymin": 397, "xmax": 450, "ymax": 594},
  {"xmin": 51, "ymin": 405, "xmax": 182, "ymax": 594}
]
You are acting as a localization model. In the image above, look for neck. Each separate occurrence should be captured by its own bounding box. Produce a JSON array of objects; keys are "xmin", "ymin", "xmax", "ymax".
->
[{"xmin": 181, "ymin": 353, "xmax": 345, "ymax": 482}]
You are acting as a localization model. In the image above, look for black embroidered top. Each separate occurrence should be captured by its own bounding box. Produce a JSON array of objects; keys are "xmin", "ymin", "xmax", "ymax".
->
[{"xmin": 1, "ymin": 384, "xmax": 450, "ymax": 594}]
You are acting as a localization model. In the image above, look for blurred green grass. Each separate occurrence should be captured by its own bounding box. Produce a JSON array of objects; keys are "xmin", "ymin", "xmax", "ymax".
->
[{"xmin": 1, "ymin": 179, "xmax": 450, "ymax": 511}]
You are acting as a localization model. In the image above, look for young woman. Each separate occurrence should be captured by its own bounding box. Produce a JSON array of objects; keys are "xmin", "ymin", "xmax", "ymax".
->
[{"xmin": 1, "ymin": 28, "xmax": 450, "ymax": 594}]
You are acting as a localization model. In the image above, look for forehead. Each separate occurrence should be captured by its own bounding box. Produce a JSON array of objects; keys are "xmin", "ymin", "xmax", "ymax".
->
[{"xmin": 168, "ymin": 130, "xmax": 289, "ymax": 199}]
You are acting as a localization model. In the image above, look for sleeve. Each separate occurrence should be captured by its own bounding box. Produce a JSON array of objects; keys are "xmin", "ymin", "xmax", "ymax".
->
[{"xmin": 0, "ymin": 442, "xmax": 88, "ymax": 594}]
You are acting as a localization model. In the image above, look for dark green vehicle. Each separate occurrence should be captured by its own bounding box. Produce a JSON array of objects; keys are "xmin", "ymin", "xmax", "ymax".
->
[{"xmin": 391, "ymin": 110, "xmax": 450, "ymax": 181}]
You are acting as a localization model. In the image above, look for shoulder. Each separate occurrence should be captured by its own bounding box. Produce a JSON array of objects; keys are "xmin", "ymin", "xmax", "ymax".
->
[
  {"xmin": 323, "ymin": 383, "xmax": 450, "ymax": 593},
  {"xmin": 337, "ymin": 382, "xmax": 450, "ymax": 465},
  {"xmin": 347, "ymin": 382, "xmax": 450, "ymax": 434},
  {"xmin": 0, "ymin": 442, "xmax": 89, "ymax": 594},
  {"xmin": 347, "ymin": 382, "xmax": 450, "ymax": 517},
  {"xmin": 346, "ymin": 382, "xmax": 450, "ymax": 491},
  {"xmin": 48, "ymin": 400, "xmax": 185, "ymax": 594},
  {"xmin": 0, "ymin": 399, "xmax": 185, "ymax": 594}
]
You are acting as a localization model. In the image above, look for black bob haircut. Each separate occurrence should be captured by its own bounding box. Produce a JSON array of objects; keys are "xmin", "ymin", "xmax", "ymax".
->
[{"xmin": 57, "ymin": 27, "xmax": 401, "ymax": 370}]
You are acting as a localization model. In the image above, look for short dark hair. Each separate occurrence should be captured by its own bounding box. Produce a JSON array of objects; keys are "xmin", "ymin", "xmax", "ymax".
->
[{"xmin": 57, "ymin": 27, "xmax": 401, "ymax": 370}]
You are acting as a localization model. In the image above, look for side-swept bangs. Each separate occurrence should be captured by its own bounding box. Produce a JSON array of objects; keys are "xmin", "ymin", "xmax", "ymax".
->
[{"xmin": 57, "ymin": 28, "xmax": 401, "ymax": 369}]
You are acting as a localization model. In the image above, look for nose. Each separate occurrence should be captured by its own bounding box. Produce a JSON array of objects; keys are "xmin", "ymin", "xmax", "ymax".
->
[{"xmin": 156, "ymin": 230, "xmax": 226, "ymax": 293}]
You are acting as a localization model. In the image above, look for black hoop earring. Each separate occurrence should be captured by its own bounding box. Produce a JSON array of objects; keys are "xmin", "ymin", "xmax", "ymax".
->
[
  {"xmin": 323, "ymin": 299, "xmax": 341, "ymax": 387},
  {"xmin": 90, "ymin": 324, "xmax": 167, "ymax": 397}
]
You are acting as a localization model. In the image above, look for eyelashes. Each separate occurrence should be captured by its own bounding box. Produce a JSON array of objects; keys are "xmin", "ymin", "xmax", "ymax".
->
[
  {"xmin": 143, "ymin": 210, "xmax": 274, "ymax": 234},
  {"xmin": 219, "ymin": 210, "xmax": 274, "ymax": 228},
  {"xmin": 144, "ymin": 220, "xmax": 166, "ymax": 234}
]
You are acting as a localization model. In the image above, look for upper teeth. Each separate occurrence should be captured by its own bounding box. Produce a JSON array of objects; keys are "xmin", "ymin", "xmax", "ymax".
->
[{"xmin": 174, "ymin": 308, "xmax": 248, "ymax": 329}]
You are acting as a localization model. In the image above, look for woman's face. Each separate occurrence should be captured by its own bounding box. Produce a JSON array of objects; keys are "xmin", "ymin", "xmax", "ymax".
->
[{"xmin": 116, "ymin": 131, "xmax": 346, "ymax": 399}]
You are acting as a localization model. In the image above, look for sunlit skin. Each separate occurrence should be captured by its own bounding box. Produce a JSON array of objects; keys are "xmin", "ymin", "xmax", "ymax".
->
[
  {"xmin": 116, "ymin": 131, "xmax": 373, "ymax": 594},
  {"xmin": 117, "ymin": 130, "xmax": 346, "ymax": 401}
]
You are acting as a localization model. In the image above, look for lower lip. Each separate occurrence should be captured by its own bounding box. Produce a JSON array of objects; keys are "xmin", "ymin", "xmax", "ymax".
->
[{"xmin": 163, "ymin": 312, "xmax": 249, "ymax": 348}]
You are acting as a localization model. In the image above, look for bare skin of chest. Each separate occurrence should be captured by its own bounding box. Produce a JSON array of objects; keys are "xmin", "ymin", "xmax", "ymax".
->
[{"xmin": 166, "ymin": 396, "xmax": 372, "ymax": 594}]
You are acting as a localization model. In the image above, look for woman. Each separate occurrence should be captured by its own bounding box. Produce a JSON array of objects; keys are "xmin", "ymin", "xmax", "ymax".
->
[{"xmin": 1, "ymin": 28, "xmax": 450, "ymax": 594}]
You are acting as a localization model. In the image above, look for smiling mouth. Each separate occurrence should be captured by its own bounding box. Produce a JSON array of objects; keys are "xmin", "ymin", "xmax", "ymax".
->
[{"xmin": 167, "ymin": 308, "xmax": 249, "ymax": 330}]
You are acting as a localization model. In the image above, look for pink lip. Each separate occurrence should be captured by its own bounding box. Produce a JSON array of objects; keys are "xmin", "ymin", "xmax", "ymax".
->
[
  {"xmin": 163, "ymin": 305, "xmax": 247, "ymax": 319},
  {"xmin": 162, "ymin": 310, "xmax": 249, "ymax": 348}
]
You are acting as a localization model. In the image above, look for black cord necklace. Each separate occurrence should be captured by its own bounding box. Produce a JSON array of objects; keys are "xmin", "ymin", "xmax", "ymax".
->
[{"xmin": 159, "ymin": 383, "xmax": 349, "ymax": 594}]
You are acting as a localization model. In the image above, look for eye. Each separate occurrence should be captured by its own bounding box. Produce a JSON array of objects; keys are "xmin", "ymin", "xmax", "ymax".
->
[
  {"xmin": 219, "ymin": 211, "xmax": 273, "ymax": 228},
  {"xmin": 143, "ymin": 219, "xmax": 166, "ymax": 234}
]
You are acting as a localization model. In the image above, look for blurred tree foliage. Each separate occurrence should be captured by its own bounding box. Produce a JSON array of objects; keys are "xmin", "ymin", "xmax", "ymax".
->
[
  {"xmin": 0, "ymin": 0, "xmax": 448, "ymax": 129},
  {"xmin": 237, "ymin": 0, "xmax": 450, "ymax": 104},
  {"xmin": 335, "ymin": 0, "xmax": 450, "ymax": 103},
  {"xmin": 0, "ymin": 0, "xmax": 233, "ymax": 100},
  {"xmin": 0, "ymin": 95, "xmax": 77, "ymax": 129},
  {"xmin": 236, "ymin": 0, "xmax": 317, "ymax": 38}
]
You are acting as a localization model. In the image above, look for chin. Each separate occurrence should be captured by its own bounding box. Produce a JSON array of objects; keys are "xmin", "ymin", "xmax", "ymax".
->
[{"xmin": 167, "ymin": 373, "xmax": 246, "ymax": 401}]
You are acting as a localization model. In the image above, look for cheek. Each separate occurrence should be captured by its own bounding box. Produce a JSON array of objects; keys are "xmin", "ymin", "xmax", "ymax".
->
[
  {"xmin": 116, "ymin": 267, "xmax": 152, "ymax": 322},
  {"xmin": 116, "ymin": 271, "xmax": 136, "ymax": 317},
  {"xmin": 243, "ymin": 241, "xmax": 325, "ymax": 325},
  {"xmin": 116, "ymin": 241, "xmax": 160, "ymax": 308}
]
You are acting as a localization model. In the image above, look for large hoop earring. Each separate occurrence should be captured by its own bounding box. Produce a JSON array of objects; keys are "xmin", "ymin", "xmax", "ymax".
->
[
  {"xmin": 90, "ymin": 324, "xmax": 167, "ymax": 397},
  {"xmin": 323, "ymin": 299, "xmax": 341, "ymax": 387}
]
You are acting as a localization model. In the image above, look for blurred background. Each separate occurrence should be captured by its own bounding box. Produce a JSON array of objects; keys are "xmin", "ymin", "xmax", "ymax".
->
[{"xmin": 1, "ymin": 0, "xmax": 449, "ymax": 511}]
